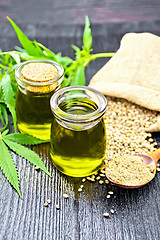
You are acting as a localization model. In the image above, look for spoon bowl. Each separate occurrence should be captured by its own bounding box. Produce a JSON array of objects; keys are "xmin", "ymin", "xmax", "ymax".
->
[{"xmin": 105, "ymin": 148, "xmax": 160, "ymax": 189}]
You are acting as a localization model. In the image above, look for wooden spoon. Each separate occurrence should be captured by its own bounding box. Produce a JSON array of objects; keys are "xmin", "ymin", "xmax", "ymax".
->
[{"xmin": 105, "ymin": 148, "xmax": 160, "ymax": 189}]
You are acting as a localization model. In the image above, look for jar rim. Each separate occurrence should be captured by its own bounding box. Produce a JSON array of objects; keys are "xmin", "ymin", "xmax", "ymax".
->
[
  {"xmin": 15, "ymin": 59, "xmax": 64, "ymax": 86},
  {"xmin": 50, "ymin": 86, "xmax": 107, "ymax": 123}
]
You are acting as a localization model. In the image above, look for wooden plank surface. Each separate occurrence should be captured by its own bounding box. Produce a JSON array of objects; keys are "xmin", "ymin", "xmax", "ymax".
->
[
  {"xmin": 1, "ymin": 0, "xmax": 160, "ymax": 24},
  {"xmin": 0, "ymin": 22, "xmax": 160, "ymax": 240}
]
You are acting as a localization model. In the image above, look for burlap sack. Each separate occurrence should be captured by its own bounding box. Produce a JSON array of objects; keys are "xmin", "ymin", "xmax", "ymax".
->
[{"xmin": 89, "ymin": 32, "xmax": 160, "ymax": 132}]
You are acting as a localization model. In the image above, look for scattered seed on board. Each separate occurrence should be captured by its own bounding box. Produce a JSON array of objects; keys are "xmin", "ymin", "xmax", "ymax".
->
[
  {"xmin": 105, "ymin": 179, "xmax": 109, "ymax": 184},
  {"xmin": 47, "ymin": 199, "xmax": 51, "ymax": 204},
  {"xmin": 99, "ymin": 180, "xmax": 104, "ymax": 184},
  {"xmin": 34, "ymin": 166, "xmax": 40, "ymax": 170},
  {"xmin": 56, "ymin": 204, "xmax": 60, "ymax": 210},
  {"xmin": 108, "ymin": 191, "xmax": 114, "ymax": 195},
  {"xmin": 63, "ymin": 194, "xmax": 69, "ymax": 199},
  {"xmin": 110, "ymin": 209, "xmax": 114, "ymax": 214},
  {"xmin": 106, "ymin": 195, "xmax": 111, "ymax": 199},
  {"xmin": 103, "ymin": 212, "xmax": 109, "ymax": 217},
  {"xmin": 44, "ymin": 202, "xmax": 48, "ymax": 207},
  {"xmin": 90, "ymin": 178, "xmax": 95, "ymax": 182},
  {"xmin": 80, "ymin": 185, "xmax": 84, "ymax": 188},
  {"xmin": 100, "ymin": 174, "xmax": 105, "ymax": 177},
  {"xmin": 82, "ymin": 178, "xmax": 86, "ymax": 182},
  {"xmin": 157, "ymin": 167, "xmax": 160, "ymax": 172},
  {"xmin": 96, "ymin": 176, "xmax": 101, "ymax": 180},
  {"xmin": 78, "ymin": 188, "xmax": 82, "ymax": 192}
]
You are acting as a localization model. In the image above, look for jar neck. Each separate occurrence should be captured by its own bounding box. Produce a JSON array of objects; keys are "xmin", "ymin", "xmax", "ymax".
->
[
  {"xmin": 55, "ymin": 116, "xmax": 103, "ymax": 131},
  {"xmin": 18, "ymin": 84, "xmax": 62, "ymax": 96},
  {"xmin": 50, "ymin": 86, "xmax": 107, "ymax": 131},
  {"xmin": 17, "ymin": 79, "xmax": 62, "ymax": 94}
]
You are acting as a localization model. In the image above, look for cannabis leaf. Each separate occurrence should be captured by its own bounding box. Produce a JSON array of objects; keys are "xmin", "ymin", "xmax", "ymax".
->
[
  {"xmin": 3, "ymin": 132, "xmax": 48, "ymax": 145},
  {"xmin": 7, "ymin": 17, "xmax": 45, "ymax": 57},
  {"xmin": 83, "ymin": 16, "xmax": 92, "ymax": 52},
  {"xmin": 70, "ymin": 65, "xmax": 85, "ymax": 86},
  {"xmin": 0, "ymin": 131, "xmax": 51, "ymax": 198},
  {"xmin": 0, "ymin": 74, "xmax": 17, "ymax": 132},
  {"xmin": 0, "ymin": 138, "xmax": 22, "ymax": 198}
]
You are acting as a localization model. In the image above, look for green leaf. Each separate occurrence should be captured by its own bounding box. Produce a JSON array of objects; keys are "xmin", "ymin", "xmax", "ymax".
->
[
  {"xmin": 72, "ymin": 45, "xmax": 80, "ymax": 53},
  {"xmin": 37, "ymin": 42, "xmax": 57, "ymax": 61},
  {"xmin": 0, "ymin": 104, "xmax": 8, "ymax": 130},
  {"xmin": 9, "ymin": 51, "xmax": 20, "ymax": 64},
  {"xmin": 14, "ymin": 46, "xmax": 26, "ymax": 53},
  {"xmin": 3, "ymin": 139, "xmax": 52, "ymax": 178},
  {"xmin": 58, "ymin": 56, "xmax": 73, "ymax": 67},
  {"xmin": 70, "ymin": 65, "xmax": 86, "ymax": 86},
  {"xmin": 62, "ymin": 74, "xmax": 73, "ymax": 88},
  {"xmin": 83, "ymin": 16, "xmax": 92, "ymax": 52},
  {"xmin": 0, "ymin": 74, "xmax": 17, "ymax": 132},
  {"xmin": 3, "ymin": 133, "xmax": 49, "ymax": 145},
  {"xmin": 7, "ymin": 17, "xmax": 44, "ymax": 57},
  {"xmin": 72, "ymin": 45, "xmax": 81, "ymax": 60},
  {"xmin": 33, "ymin": 40, "xmax": 46, "ymax": 56},
  {"xmin": 5, "ymin": 63, "xmax": 18, "ymax": 74},
  {"xmin": 0, "ymin": 139, "xmax": 22, "ymax": 198},
  {"xmin": 2, "ymin": 129, "xmax": 9, "ymax": 136}
]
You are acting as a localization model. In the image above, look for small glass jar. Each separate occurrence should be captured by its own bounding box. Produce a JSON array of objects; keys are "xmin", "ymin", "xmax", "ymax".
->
[
  {"xmin": 50, "ymin": 86, "xmax": 107, "ymax": 177},
  {"xmin": 15, "ymin": 59, "xmax": 64, "ymax": 140}
]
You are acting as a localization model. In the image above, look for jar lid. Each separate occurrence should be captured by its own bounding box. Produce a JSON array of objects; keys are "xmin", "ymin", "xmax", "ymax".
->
[{"xmin": 15, "ymin": 59, "xmax": 64, "ymax": 93}]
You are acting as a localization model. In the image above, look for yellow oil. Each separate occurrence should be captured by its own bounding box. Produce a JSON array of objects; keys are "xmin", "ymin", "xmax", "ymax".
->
[
  {"xmin": 50, "ymin": 101, "xmax": 106, "ymax": 177},
  {"xmin": 16, "ymin": 88, "xmax": 54, "ymax": 140}
]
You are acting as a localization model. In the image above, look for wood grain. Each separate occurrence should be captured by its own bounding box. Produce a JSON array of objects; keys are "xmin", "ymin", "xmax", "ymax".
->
[
  {"xmin": 1, "ymin": 0, "xmax": 160, "ymax": 24},
  {"xmin": 0, "ymin": 22, "xmax": 160, "ymax": 240}
]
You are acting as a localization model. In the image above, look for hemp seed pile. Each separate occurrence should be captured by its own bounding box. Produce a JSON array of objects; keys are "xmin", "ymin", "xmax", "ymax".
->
[
  {"xmin": 21, "ymin": 62, "xmax": 58, "ymax": 82},
  {"xmin": 104, "ymin": 96, "xmax": 158, "ymax": 160},
  {"xmin": 105, "ymin": 155, "xmax": 154, "ymax": 186}
]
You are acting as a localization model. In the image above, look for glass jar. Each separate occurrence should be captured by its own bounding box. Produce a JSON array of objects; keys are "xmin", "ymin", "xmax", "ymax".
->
[
  {"xmin": 50, "ymin": 86, "xmax": 107, "ymax": 177},
  {"xmin": 15, "ymin": 59, "xmax": 64, "ymax": 140}
]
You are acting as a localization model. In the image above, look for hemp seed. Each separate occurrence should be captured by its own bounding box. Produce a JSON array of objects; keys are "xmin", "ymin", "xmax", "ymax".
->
[
  {"xmin": 108, "ymin": 191, "xmax": 114, "ymax": 195},
  {"xmin": 103, "ymin": 212, "xmax": 109, "ymax": 217},
  {"xmin": 99, "ymin": 180, "xmax": 104, "ymax": 184},
  {"xmin": 44, "ymin": 202, "xmax": 49, "ymax": 207},
  {"xmin": 34, "ymin": 166, "xmax": 40, "ymax": 170},
  {"xmin": 56, "ymin": 204, "xmax": 60, "ymax": 209},
  {"xmin": 104, "ymin": 96, "xmax": 158, "ymax": 161},
  {"xmin": 105, "ymin": 179, "xmax": 109, "ymax": 184},
  {"xmin": 63, "ymin": 194, "xmax": 69, "ymax": 199},
  {"xmin": 110, "ymin": 209, "xmax": 114, "ymax": 214}
]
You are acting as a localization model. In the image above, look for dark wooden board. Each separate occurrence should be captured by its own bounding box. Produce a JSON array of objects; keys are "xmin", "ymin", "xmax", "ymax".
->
[
  {"xmin": 1, "ymin": 0, "xmax": 160, "ymax": 24},
  {"xmin": 0, "ymin": 22, "xmax": 160, "ymax": 240}
]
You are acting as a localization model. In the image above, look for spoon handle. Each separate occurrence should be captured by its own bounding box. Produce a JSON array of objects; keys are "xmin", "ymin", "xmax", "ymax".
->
[{"xmin": 147, "ymin": 148, "xmax": 160, "ymax": 164}]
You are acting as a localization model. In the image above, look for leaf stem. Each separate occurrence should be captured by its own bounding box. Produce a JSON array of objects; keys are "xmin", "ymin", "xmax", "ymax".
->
[{"xmin": 83, "ymin": 52, "xmax": 115, "ymax": 67}]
